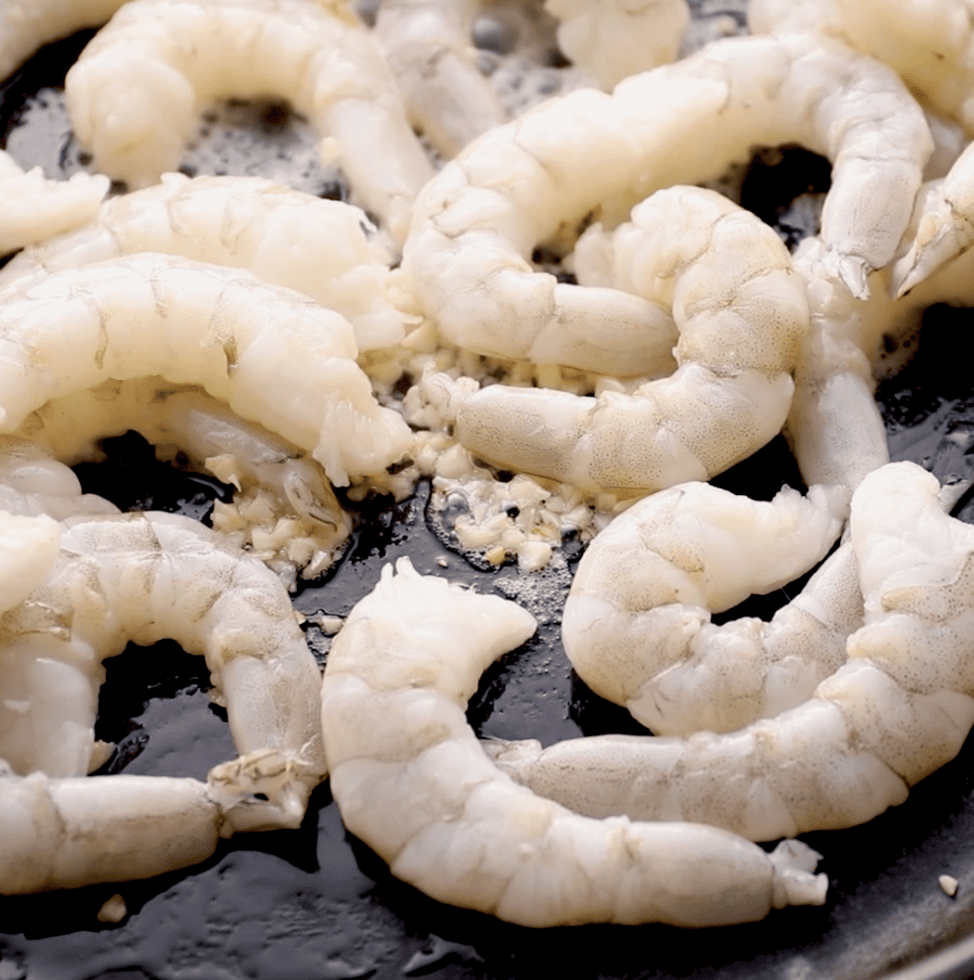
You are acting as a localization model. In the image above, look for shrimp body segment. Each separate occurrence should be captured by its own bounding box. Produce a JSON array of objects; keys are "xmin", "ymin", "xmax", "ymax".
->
[
  {"xmin": 0, "ymin": 511, "xmax": 326, "ymax": 830},
  {"xmin": 401, "ymin": 31, "xmax": 930, "ymax": 374},
  {"xmin": 0, "ymin": 253, "xmax": 411, "ymax": 487},
  {"xmin": 490, "ymin": 463, "xmax": 974, "ymax": 843},
  {"xmin": 0, "ymin": 151, "xmax": 109, "ymax": 256},
  {"xmin": 544, "ymin": 0, "xmax": 690, "ymax": 89},
  {"xmin": 374, "ymin": 0, "xmax": 507, "ymax": 158},
  {"xmin": 64, "ymin": 0, "xmax": 434, "ymax": 240},
  {"xmin": 0, "ymin": 173, "xmax": 409, "ymax": 351},
  {"xmin": 456, "ymin": 186, "xmax": 808, "ymax": 494},
  {"xmin": 320, "ymin": 558, "xmax": 827, "ymax": 928},
  {"xmin": 562, "ymin": 480, "xmax": 850, "ymax": 735},
  {"xmin": 0, "ymin": 765, "xmax": 224, "ymax": 894}
]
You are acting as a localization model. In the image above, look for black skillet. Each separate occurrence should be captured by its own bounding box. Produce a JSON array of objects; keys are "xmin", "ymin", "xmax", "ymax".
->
[{"xmin": 2, "ymin": 19, "xmax": 974, "ymax": 980}]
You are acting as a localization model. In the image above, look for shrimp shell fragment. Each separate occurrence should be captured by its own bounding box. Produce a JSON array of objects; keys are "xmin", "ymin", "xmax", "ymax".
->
[
  {"xmin": 401, "ymin": 31, "xmax": 930, "ymax": 376},
  {"xmin": 0, "ymin": 511, "xmax": 326, "ymax": 827},
  {"xmin": 320, "ymin": 557, "xmax": 827, "ymax": 927},
  {"xmin": 0, "ymin": 173, "xmax": 409, "ymax": 351},
  {"xmin": 64, "ymin": 0, "xmax": 434, "ymax": 240},
  {"xmin": 456, "ymin": 186, "xmax": 808, "ymax": 494},
  {"xmin": 490, "ymin": 463, "xmax": 974, "ymax": 843},
  {"xmin": 562, "ymin": 480, "xmax": 849, "ymax": 735},
  {"xmin": 0, "ymin": 253, "xmax": 411, "ymax": 487}
]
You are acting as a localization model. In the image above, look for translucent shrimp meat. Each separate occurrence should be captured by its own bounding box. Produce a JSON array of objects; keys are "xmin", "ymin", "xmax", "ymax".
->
[
  {"xmin": 544, "ymin": 0, "xmax": 690, "ymax": 89},
  {"xmin": 320, "ymin": 557, "xmax": 826, "ymax": 927},
  {"xmin": 0, "ymin": 252, "xmax": 412, "ymax": 487},
  {"xmin": 64, "ymin": 0, "xmax": 434, "ymax": 241},
  {"xmin": 0, "ymin": 150, "xmax": 109, "ymax": 256},
  {"xmin": 0, "ymin": 173, "xmax": 409, "ymax": 351},
  {"xmin": 456, "ymin": 186, "xmax": 809, "ymax": 494},
  {"xmin": 0, "ymin": 510, "xmax": 326, "ymax": 827},
  {"xmin": 891, "ymin": 143, "xmax": 974, "ymax": 297},
  {"xmin": 400, "ymin": 30, "xmax": 931, "ymax": 376},
  {"xmin": 1, "ymin": 764, "xmax": 225, "ymax": 894},
  {"xmin": 15, "ymin": 382, "xmax": 352, "ymax": 580},
  {"xmin": 0, "ymin": 435, "xmax": 119, "ymax": 522},
  {"xmin": 374, "ymin": 0, "xmax": 507, "ymax": 158},
  {"xmin": 562, "ymin": 479, "xmax": 850, "ymax": 735},
  {"xmin": 489, "ymin": 463, "xmax": 974, "ymax": 843}
]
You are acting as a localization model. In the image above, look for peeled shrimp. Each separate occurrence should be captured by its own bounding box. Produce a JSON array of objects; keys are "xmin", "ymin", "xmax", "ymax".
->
[
  {"xmin": 374, "ymin": 0, "xmax": 507, "ymax": 158},
  {"xmin": 0, "ymin": 510, "xmax": 326, "ymax": 826},
  {"xmin": 0, "ymin": 173, "xmax": 409, "ymax": 351},
  {"xmin": 750, "ymin": 0, "xmax": 974, "ymax": 136},
  {"xmin": 891, "ymin": 144, "xmax": 974, "ymax": 297},
  {"xmin": 544, "ymin": 0, "xmax": 689, "ymax": 88},
  {"xmin": 0, "ymin": 253, "xmax": 411, "ymax": 487},
  {"xmin": 456, "ymin": 186, "xmax": 808, "ymax": 494},
  {"xmin": 401, "ymin": 31, "xmax": 930, "ymax": 378},
  {"xmin": 1, "ymin": 764, "xmax": 226, "ymax": 894},
  {"xmin": 320, "ymin": 557, "xmax": 826, "ymax": 927},
  {"xmin": 15, "ymin": 381, "xmax": 352, "ymax": 580},
  {"xmin": 64, "ymin": 0, "xmax": 434, "ymax": 241},
  {"xmin": 489, "ymin": 463, "xmax": 974, "ymax": 843},
  {"xmin": 0, "ymin": 150, "xmax": 108, "ymax": 255},
  {"xmin": 562, "ymin": 479, "xmax": 850, "ymax": 735}
]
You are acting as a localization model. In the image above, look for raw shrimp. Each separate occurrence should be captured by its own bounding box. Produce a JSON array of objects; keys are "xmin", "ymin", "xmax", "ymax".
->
[
  {"xmin": 750, "ymin": 0, "xmax": 974, "ymax": 136},
  {"xmin": 0, "ymin": 435, "xmax": 119, "ymax": 522},
  {"xmin": 320, "ymin": 557, "xmax": 827, "ymax": 927},
  {"xmin": 15, "ymin": 381, "xmax": 353, "ymax": 580},
  {"xmin": 0, "ymin": 510, "xmax": 326, "ymax": 826},
  {"xmin": 455, "ymin": 186, "xmax": 808, "ymax": 494},
  {"xmin": 892, "ymin": 144, "xmax": 974, "ymax": 296},
  {"xmin": 1, "ymin": 764, "xmax": 224, "ymax": 894},
  {"xmin": 544, "ymin": 0, "xmax": 689, "ymax": 88},
  {"xmin": 489, "ymin": 463, "xmax": 974, "ymax": 843},
  {"xmin": 562, "ymin": 479, "xmax": 850, "ymax": 735},
  {"xmin": 0, "ymin": 252, "xmax": 412, "ymax": 487},
  {"xmin": 0, "ymin": 173, "xmax": 409, "ymax": 351},
  {"xmin": 0, "ymin": 0, "xmax": 126, "ymax": 82},
  {"xmin": 401, "ymin": 30, "xmax": 930, "ymax": 378},
  {"xmin": 64, "ymin": 0, "xmax": 434, "ymax": 241},
  {"xmin": 374, "ymin": 0, "xmax": 507, "ymax": 158},
  {"xmin": 0, "ymin": 150, "xmax": 108, "ymax": 255}
]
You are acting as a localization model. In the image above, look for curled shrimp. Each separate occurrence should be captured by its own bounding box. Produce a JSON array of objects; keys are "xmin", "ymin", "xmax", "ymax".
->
[
  {"xmin": 544, "ymin": 0, "xmax": 690, "ymax": 88},
  {"xmin": 0, "ymin": 151, "xmax": 109, "ymax": 256},
  {"xmin": 320, "ymin": 557, "xmax": 827, "ymax": 927},
  {"xmin": 64, "ymin": 0, "xmax": 434, "ymax": 241},
  {"xmin": 16, "ymin": 381, "xmax": 353, "ymax": 581},
  {"xmin": 0, "ymin": 173, "xmax": 409, "ymax": 351},
  {"xmin": 562, "ymin": 479, "xmax": 850, "ymax": 736},
  {"xmin": 401, "ymin": 30, "xmax": 930, "ymax": 376},
  {"xmin": 374, "ymin": 0, "xmax": 507, "ymax": 158},
  {"xmin": 489, "ymin": 462, "xmax": 974, "ymax": 843},
  {"xmin": 0, "ymin": 510, "xmax": 326, "ymax": 826},
  {"xmin": 456, "ymin": 186, "xmax": 808, "ymax": 494},
  {"xmin": 0, "ymin": 252, "xmax": 411, "ymax": 487}
]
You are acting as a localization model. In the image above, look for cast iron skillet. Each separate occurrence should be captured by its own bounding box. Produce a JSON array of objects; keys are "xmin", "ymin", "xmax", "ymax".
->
[{"xmin": 2, "ymin": 22, "xmax": 974, "ymax": 980}]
